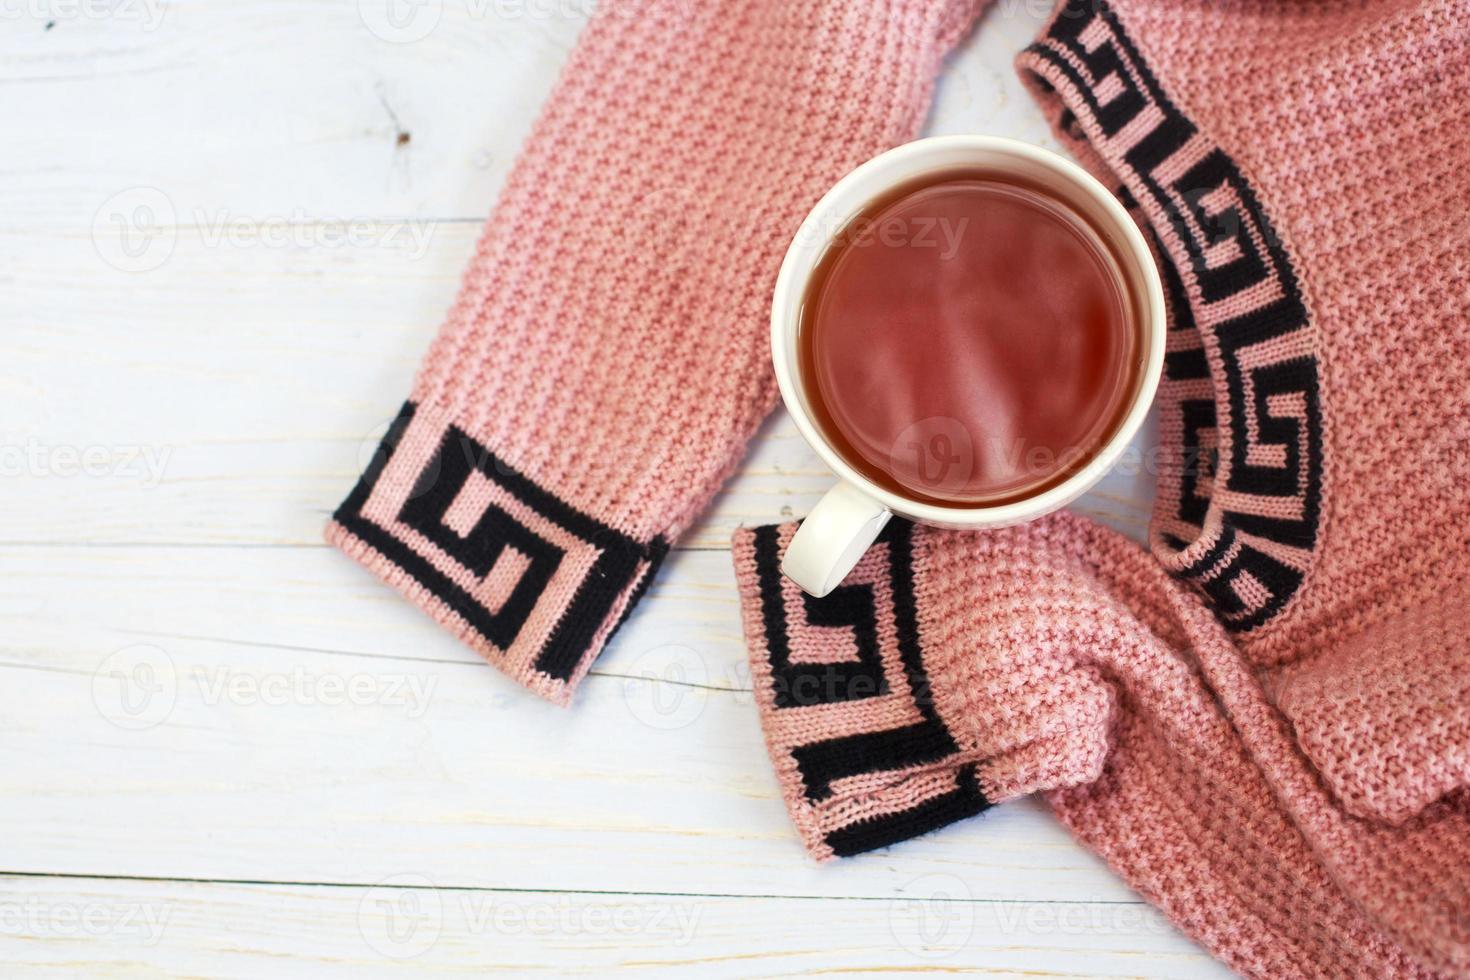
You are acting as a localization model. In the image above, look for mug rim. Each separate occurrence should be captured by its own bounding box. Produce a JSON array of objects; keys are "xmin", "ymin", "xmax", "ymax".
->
[{"xmin": 770, "ymin": 134, "xmax": 1167, "ymax": 528}]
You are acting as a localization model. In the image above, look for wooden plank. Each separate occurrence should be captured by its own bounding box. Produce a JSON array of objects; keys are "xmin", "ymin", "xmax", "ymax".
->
[
  {"xmin": 1, "ymin": 544, "xmax": 1148, "ymax": 904},
  {"xmin": 0, "ymin": 875, "xmax": 1233, "ymax": 977},
  {"xmin": 0, "ymin": 0, "xmax": 1063, "ymax": 220}
]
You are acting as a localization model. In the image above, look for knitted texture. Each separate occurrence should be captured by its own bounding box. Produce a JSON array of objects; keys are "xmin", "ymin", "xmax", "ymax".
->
[
  {"xmin": 736, "ymin": 0, "xmax": 1470, "ymax": 976},
  {"xmin": 328, "ymin": 0, "xmax": 990, "ymax": 704},
  {"xmin": 737, "ymin": 518, "xmax": 1468, "ymax": 978}
]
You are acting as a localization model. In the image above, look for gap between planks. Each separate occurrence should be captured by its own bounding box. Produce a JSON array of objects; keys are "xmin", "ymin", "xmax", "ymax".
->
[{"xmin": 0, "ymin": 871, "xmax": 1149, "ymax": 908}]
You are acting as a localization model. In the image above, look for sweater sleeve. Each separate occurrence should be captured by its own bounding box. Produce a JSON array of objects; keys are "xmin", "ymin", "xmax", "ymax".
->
[
  {"xmin": 327, "ymin": 0, "xmax": 990, "ymax": 705},
  {"xmin": 733, "ymin": 515, "xmax": 1469, "ymax": 977},
  {"xmin": 733, "ymin": 0, "xmax": 1470, "ymax": 974}
]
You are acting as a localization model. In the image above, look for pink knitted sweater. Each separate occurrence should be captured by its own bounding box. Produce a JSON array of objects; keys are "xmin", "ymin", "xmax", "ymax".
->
[{"xmin": 328, "ymin": 0, "xmax": 1470, "ymax": 975}]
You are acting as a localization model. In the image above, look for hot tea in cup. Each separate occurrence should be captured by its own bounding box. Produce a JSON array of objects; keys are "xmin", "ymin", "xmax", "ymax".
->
[
  {"xmin": 797, "ymin": 169, "xmax": 1143, "ymax": 507},
  {"xmin": 772, "ymin": 137, "xmax": 1165, "ymax": 597}
]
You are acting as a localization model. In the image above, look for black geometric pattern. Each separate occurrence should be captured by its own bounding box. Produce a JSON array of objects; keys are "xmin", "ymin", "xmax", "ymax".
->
[
  {"xmin": 397, "ymin": 427, "xmax": 568, "ymax": 650},
  {"xmin": 767, "ymin": 582, "xmax": 890, "ymax": 709},
  {"xmin": 334, "ymin": 401, "xmax": 667, "ymax": 681},
  {"xmin": 1022, "ymin": 2, "xmax": 1323, "ymax": 631},
  {"xmin": 753, "ymin": 521, "xmax": 990, "ymax": 856}
]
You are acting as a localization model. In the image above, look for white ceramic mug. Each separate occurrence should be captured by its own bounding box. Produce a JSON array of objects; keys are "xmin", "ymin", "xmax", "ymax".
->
[{"xmin": 773, "ymin": 135, "xmax": 1166, "ymax": 597}]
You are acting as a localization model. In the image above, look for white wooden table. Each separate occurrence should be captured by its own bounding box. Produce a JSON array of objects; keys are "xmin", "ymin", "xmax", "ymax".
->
[{"xmin": 0, "ymin": 1, "xmax": 1235, "ymax": 975}]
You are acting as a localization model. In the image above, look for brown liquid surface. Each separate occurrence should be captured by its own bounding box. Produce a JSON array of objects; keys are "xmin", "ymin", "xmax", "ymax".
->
[{"xmin": 798, "ymin": 171, "xmax": 1140, "ymax": 507}]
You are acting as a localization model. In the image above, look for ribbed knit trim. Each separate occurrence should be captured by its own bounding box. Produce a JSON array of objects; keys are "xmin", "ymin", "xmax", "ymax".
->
[
  {"xmin": 733, "ymin": 521, "xmax": 990, "ymax": 860},
  {"xmin": 1017, "ymin": 0, "xmax": 1324, "ymax": 634},
  {"xmin": 329, "ymin": 401, "xmax": 667, "ymax": 706}
]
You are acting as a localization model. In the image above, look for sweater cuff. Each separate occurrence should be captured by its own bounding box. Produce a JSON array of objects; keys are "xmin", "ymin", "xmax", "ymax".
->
[
  {"xmin": 732, "ymin": 521, "xmax": 990, "ymax": 860},
  {"xmin": 327, "ymin": 401, "xmax": 667, "ymax": 706}
]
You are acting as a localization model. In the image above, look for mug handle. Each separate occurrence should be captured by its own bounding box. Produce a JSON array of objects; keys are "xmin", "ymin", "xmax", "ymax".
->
[{"xmin": 781, "ymin": 482, "xmax": 892, "ymax": 597}]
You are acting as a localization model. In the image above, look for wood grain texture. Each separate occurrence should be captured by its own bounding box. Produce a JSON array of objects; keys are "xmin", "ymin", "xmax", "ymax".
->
[
  {"xmin": 0, "ymin": 876, "xmax": 1230, "ymax": 977},
  {"xmin": 3, "ymin": 545, "xmax": 1155, "ymax": 900},
  {"xmin": 0, "ymin": 0, "xmax": 1220, "ymax": 975}
]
